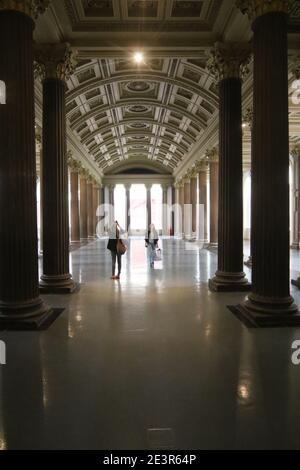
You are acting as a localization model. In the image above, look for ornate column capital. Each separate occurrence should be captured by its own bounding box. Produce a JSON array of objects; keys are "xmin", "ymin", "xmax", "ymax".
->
[
  {"xmin": 205, "ymin": 147, "xmax": 219, "ymax": 163},
  {"xmin": 34, "ymin": 43, "xmax": 77, "ymax": 81},
  {"xmin": 124, "ymin": 183, "xmax": 131, "ymax": 191},
  {"xmin": 206, "ymin": 42, "xmax": 251, "ymax": 81},
  {"xmin": 79, "ymin": 167, "xmax": 89, "ymax": 179},
  {"xmin": 195, "ymin": 160, "xmax": 209, "ymax": 172},
  {"xmin": 0, "ymin": 0, "xmax": 50, "ymax": 19},
  {"xmin": 243, "ymin": 106, "xmax": 254, "ymax": 130},
  {"xmin": 67, "ymin": 151, "xmax": 81, "ymax": 172},
  {"xmin": 236, "ymin": 0, "xmax": 291, "ymax": 23}
]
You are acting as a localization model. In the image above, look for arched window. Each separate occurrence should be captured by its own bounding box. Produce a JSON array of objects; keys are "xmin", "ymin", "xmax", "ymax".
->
[{"xmin": 0, "ymin": 80, "xmax": 6, "ymax": 104}]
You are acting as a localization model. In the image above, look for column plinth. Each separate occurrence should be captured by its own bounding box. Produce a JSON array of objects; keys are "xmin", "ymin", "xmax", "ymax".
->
[{"xmin": 0, "ymin": 8, "xmax": 52, "ymax": 329}]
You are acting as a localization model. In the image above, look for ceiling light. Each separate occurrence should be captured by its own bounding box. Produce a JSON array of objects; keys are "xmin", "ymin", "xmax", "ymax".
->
[{"xmin": 133, "ymin": 52, "xmax": 144, "ymax": 64}]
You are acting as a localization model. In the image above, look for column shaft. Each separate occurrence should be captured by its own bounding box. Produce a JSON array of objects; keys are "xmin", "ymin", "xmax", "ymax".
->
[
  {"xmin": 162, "ymin": 187, "xmax": 168, "ymax": 236},
  {"xmin": 238, "ymin": 11, "xmax": 299, "ymax": 325},
  {"xmin": 40, "ymin": 78, "xmax": 75, "ymax": 292},
  {"xmin": 70, "ymin": 171, "xmax": 80, "ymax": 243},
  {"xmin": 198, "ymin": 170, "xmax": 208, "ymax": 242},
  {"xmin": 146, "ymin": 186, "xmax": 152, "ymax": 228},
  {"xmin": 184, "ymin": 180, "xmax": 191, "ymax": 239},
  {"xmin": 80, "ymin": 176, "xmax": 88, "ymax": 239},
  {"xmin": 125, "ymin": 187, "xmax": 131, "ymax": 233},
  {"xmin": 209, "ymin": 162, "xmax": 218, "ymax": 246},
  {"xmin": 0, "ymin": 10, "xmax": 51, "ymax": 328},
  {"xmin": 87, "ymin": 181, "xmax": 94, "ymax": 238},
  {"xmin": 209, "ymin": 77, "xmax": 249, "ymax": 291},
  {"xmin": 190, "ymin": 177, "xmax": 197, "ymax": 236}
]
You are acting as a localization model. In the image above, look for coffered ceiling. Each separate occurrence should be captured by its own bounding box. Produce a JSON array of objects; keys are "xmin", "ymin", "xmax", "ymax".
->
[{"xmin": 33, "ymin": 0, "xmax": 300, "ymax": 177}]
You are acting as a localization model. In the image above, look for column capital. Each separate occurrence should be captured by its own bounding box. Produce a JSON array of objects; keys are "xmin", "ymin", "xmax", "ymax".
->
[
  {"xmin": 124, "ymin": 183, "xmax": 131, "ymax": 191},
  {"xmin": 67, "ymin": 151, "xmax": 81, "ymax": 172},
  {"xmin": 145, "ymin": 183, "xmax": 152, "ymax": 191},
  {"xmin": 34, "ymin": 43, "xmax": 77, "ymax": 81},
  {"xmin": 79, "ymin": 167, "xmax": 89, "ymax": 179},
  {"xmin": 243, "ymin": 106, "xmax": 254, "ymax": 130},
  {"xmin": 207, "ymin": 42, "xmax": 252, "ymax": 81},
  {"xmin": 0, "ymin": 0, "xmax": 50, "ymax": 19},
  {"xmin": 195, "ymin": 160, "xmax": 209, "ymax": 172},
  {"xmin": 205, "ymin": 147, "xmax": 219, "ymax": 163},
  {"xmin": 236, "ymin": 0, "xmax": 291, "ymax": 23}
]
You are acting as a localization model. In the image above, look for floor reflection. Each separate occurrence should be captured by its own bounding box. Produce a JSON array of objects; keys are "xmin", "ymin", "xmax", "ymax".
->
[{"xmin": 2, "ymin": 238, "xmax": 300, "ymax": 449}]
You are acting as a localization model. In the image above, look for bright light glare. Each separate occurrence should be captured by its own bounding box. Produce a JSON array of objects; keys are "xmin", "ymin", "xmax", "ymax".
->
[{"xmin": 134, "ymin": 52, "xmax": 144, "ymax": 64}]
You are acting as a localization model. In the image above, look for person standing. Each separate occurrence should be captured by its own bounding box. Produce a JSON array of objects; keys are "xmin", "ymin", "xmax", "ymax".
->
[
  {"xmin": 107, "ymin": 221, "xmax": 126, "ymax": 280},
  {"xmin": 145, "ymin": 223, "xmax": 159, "ymax": 268}
]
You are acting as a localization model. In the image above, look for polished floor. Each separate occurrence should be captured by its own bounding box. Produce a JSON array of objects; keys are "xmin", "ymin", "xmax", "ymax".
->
[{"xmin": 1, "ymin": 238, "xmax": 300, "ymax": 449}]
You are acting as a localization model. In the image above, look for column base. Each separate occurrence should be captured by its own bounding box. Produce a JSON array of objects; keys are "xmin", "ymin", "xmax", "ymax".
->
[
  {"xmin": 205, "ymin": 242, "xmax": 218, "ymax": 250},
  {"xmin": 230, "ymin": 292, "xmax": 300, "ymax": 327},
  {"xmin": 40, "ymin": 274, "xmax": 77, "ymax": 294},
  {"xmin": 0, "ymin": 297, "xmax": 54, "ymax": 331},
  {"xmin": 209, "ymin": 271, "xmax": 251, "ymax": 292}
]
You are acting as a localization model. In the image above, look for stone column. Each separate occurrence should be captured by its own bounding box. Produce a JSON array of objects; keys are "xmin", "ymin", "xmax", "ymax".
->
[
  {"xmin": 171, "ymin": 185, "xmax": 175, "ymax": 236},
  {"xmin": 178, "ymin": 181, "xmax": 184, "ymax": 237},
  {"xmin": 190, "ymin": 170, "xmax": 198, "ymax": 238},
  {"xmin": 162, "ymin": 184, "xmax": 168, "ymax": 236},
  {"xmin": 0, "ymin": 1, "xmax": 52, "ymax": 329},
  {"xmin": 125, "ymin": 184, "xmax": 131, "ymax": 234},
  {"xmin": 36, "ymin": 127, "xmax": 43, "ymax": 254},
  {"xmin": 93, "ymin": 182, "xmax": 99, "ymax": 238},
  {"xmin": 207, "ymin": 148, "xmax": 219, "ymax": 247},
  {"xmin": 36, "ymin": 43, "xmax": 76, "ymax": 293},
  {"xmin": 207, "ymin": 42, "xmax": 250, "ymax": 292},
  {"xmin": 196, "ymin": 161, "xmax": 208, "ymax": 243},
  {"xmin": 108, "ymin": 184, "xmax": 115, "ymax": 227},
  {"xmin": 87, "ymin": 177, "xmax": 94, "ymax": 239},
  {"xmin": 236, "ymin": 0, "xmax": 299, "ymax": 325},
  {"xmin": 68, "ymin": 153, "xmax": 80, "ymax": 244},
  {"xmin": 80, "ymin": 169, "xmax": 88, "ymax": 240},
  {"xmin": 291, "ymin": 147, "xmax": 300, "ymax": 249},
  {"xmin": 146, "ymin": 184, "xmax": 152, "ymax": 229},
  {"xmin": 183, "ymin": 176, "xmax": 191, "ymax": 239}
]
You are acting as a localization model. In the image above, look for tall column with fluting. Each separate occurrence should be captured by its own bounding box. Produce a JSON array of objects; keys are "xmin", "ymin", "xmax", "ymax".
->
[
  {"xmin": 146, "ymin": 184, "xmax": 152, "ymax": 229},
  {"xmin": 36, "ymin": 43, "xmax": 76, "ymax": 293},
  {"xmin": 190, "ymin": 171, "xmax": 197, "ymax": 238},
  {"xmin": 80, "ymin": 169, "xmax": 88, "ymax": 240},
  {"xmin": 183, "ymin": 177, "xmax": 191, "ymax": 239},
  {"xmin": 236, "ymin": 0, "xmax": 299, "ymax": 325},
  {"xmin": 87, "ymin": 177, "xmax": 94, "ymax": 239},
  {"xmin": 125, "ymin": 184, "xmax": 131, "ymax": 234},
  {"xmin": 207, "ymin": 42, "xmax": 250, "ymax": 292},
  {"xmin": 162, "ymin": 185, "xmax": 168, "ymax": 236},
  {"xmin": 196, "ymin": 161, "xmax": 208, "ymax": 243},
  {"xmin": 0, "ymin": 1, "xmax": 52, "ymax": 329},
  {"xmin": 207, "ymin": 148, "xmax": 219, "ymax": 247},
  {"xmin": 68, "ymin": 153, "xmax": 80, "ymax": 244}
]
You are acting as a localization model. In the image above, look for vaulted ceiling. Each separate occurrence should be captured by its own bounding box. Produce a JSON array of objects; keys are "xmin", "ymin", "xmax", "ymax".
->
[{"xmin": 33, "ymin": 0, "xmax": 300, "ymax": 179}]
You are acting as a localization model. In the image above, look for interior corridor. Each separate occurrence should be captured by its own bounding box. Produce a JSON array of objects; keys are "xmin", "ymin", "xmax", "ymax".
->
[{"xmin": 1, "ymin": 240, "xmax": 300, "ymax": 450}]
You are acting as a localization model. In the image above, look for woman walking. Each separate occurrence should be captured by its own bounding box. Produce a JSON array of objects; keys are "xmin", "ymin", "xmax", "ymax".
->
[
  {"xmin": 107, "ymin": 221, "xmax": 126, "ymax": 280},
  {"xmin": 145, "ymin": 223, "xmax": 159, "ymax": 268}
]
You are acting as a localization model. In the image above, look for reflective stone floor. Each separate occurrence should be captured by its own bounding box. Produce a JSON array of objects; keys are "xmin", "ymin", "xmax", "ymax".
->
[{"xmin": 1, "ymin": 238, "xmax": 300, "ymax": 449}]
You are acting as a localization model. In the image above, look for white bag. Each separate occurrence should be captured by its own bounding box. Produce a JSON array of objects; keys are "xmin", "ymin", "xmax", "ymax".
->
[{"xmin": 153, "ymin": 248, "xmax": 162, "ymax": 262}]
